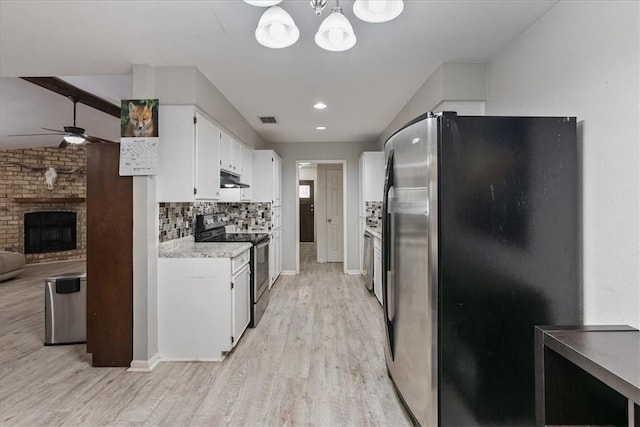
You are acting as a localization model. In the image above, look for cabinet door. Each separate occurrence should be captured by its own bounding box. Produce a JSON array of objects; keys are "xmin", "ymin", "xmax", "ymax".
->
[
  {"xmin": 273, "ymin": 229, "xmax": 282, "ymax": 279},
  {"xmin": 272, "ymin": 156, "xmax": 282, "ymax": 206},
  {"xmin": 269, "ymin": 239, "xmax": 274, "ymax": 287},
  {"xmin": 157, "ymin": 105, "xmax": 195, "ymax": 202},
  {"xmin": 232, "ymin": 140, "xmax": 242, "ymax": 175},
  {"xmin": 220, "ymin": 130, "xmax": 233, "ymax": 173},
  {"xmin": 240, "ymin": 146, "xmax": 253, "ymax": 201},
  {"xmin": 374, "ymin": 245, "xmax": 382, "ymax": 305},
  {"xmin": 363, "ymin": 152, "xmax": 385, "ymax": 203},
  {"xmin": 232, "ymin": 263, "xmax": 250, "ymax": 347},
  {"xmin": 195, "ymin": 113, "xmax": 221, "ymax": 200}
]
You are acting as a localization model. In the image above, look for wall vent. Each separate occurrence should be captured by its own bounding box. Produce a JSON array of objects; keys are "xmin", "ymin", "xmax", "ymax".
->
[{"xmin": 259, "ymin": 116, "xmax": 277, "ymax": 124}]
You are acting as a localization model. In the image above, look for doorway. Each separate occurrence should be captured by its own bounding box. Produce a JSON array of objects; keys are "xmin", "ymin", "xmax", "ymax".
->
[{"xmin": 295, "ymin": 160, "xmax": 347, "ymax": 274}]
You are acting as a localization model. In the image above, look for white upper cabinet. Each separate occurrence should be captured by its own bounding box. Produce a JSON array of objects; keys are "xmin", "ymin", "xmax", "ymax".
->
[
  {"xmin": 359, "ymin": 151, "xmax": 385, "ymax": 215},
  {"xmin": 240, "ymin": 145, "xmax": 253, "ymax": 201},
  {"xmin": 253, "ymin": 150, "xmax": 282, "ymax": 206},
  {"xmin": 195, "ymin": 112, "xmax": 222, "ymax": 200},
  {"xmin": 157, "ymin": 105, "xmax": 221, "ymax": 202},
  {"xmin": 220, "ymin": 130, "xmax": 242, "ymax": 175}
]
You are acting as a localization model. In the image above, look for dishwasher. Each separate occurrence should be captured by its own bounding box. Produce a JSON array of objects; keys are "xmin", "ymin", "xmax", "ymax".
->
[{"xmin": 362, "ymin": 231, "xmax": 374, "ymax": 291}]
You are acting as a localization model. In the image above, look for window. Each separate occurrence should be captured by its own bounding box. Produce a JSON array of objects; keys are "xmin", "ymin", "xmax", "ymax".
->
[{"xmin": 299, "ymin": 184, "xmax": 310, "ymax": 198}]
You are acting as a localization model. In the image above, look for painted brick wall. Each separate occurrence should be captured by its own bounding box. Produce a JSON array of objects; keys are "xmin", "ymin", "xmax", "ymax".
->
[{"xmin": 0, "ymin": 146, "xmax": 87, "ymax": 264}]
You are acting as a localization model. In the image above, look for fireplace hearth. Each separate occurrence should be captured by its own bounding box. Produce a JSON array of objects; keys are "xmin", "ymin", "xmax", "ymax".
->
[{"xmin": 24, "ymin": 211, "xmax": 77, "ymax": 254}]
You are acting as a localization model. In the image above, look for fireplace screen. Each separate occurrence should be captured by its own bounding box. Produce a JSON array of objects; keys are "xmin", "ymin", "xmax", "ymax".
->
[{"xmin": 24, "ymin": 211, "xmax": 77, "ymax": 254}]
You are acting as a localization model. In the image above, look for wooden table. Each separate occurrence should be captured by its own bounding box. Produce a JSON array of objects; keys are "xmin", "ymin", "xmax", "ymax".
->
[{"xmin": 535, "ymin": 325, "xmax": 640, "ymax": 426}]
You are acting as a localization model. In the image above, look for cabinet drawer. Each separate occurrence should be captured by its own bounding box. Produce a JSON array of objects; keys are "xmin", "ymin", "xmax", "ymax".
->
[{"xmin": 232, "ymin": 249, "xmax": 250, "ymax": 274}]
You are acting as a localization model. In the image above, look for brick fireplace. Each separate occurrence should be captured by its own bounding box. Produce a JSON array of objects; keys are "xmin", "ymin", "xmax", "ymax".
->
[{"xmin": 0, "ymin": 146, "xmax": 87, "ymax": 264}]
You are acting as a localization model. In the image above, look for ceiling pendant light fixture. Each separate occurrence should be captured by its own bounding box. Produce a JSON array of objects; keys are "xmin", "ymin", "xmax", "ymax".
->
[
  {"xmin": 310, "ymin": 0, "xmax": 327, "ymax": 16},
  {"xmin": 315, "ymin": 1, "xmax": 356, "ymax": 52},
  {"xmin": 243, "ymin": 0, "xmax": 282, "ymax": 6},
  {"xmin": 244, "ymin": 0, "xmax": 402, "ymax": 51},
  {"xmin": 255, "ymin": 5, "xmax": 300, "ymax": 49},
  {"xmin": 353, "ymin": 0, "xmax": 404, "ymax": 23}
]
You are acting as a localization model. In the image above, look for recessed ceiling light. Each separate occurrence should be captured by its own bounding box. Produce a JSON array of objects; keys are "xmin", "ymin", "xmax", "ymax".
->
[
  {"xmin": 313, "ymin": 102, "xmax": 327, "ymax": 110},
  {"xmin": 316, "ymin": 126, "xmax": 327, "ymax": 130}
]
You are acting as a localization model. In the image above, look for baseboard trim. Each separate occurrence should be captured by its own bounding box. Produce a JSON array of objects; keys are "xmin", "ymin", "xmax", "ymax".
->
[
  {"xmin": 346, "ymin": 270, "xmax": 363, "ymax": 275},
  {"xmin": 280, "ymin": 270, "xmax": 296, "ymax": 275},
  {"xmin": 127, "ymin": 353, "xmax": 161, "ymax": 373}
]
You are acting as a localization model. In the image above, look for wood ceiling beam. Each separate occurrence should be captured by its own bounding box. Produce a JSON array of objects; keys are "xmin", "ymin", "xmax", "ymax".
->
[{"xmin": 20, "ymin": 76, "xmax": 120, "ymax": 118}]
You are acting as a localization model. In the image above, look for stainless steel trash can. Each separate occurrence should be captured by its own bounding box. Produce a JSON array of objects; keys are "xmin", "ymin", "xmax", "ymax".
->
[{"xmin": 44, "ymin": 273, "xmax": 86, "ymax": 345}]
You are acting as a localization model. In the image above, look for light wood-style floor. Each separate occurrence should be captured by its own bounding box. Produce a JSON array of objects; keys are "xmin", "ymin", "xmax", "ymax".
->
[{"xmin": 0, "ymin": 257, "xmax": 411, "ymax": 426}]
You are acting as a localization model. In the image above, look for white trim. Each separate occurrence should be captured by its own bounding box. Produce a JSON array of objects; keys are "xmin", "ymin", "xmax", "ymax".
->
[
  {"xmin": 281, "ymin": 270, "xmax": 297, "ymax": 275},
  {"xmin": 346, "ymin": 270, "xmax": 363, "ymax": 275},
  {"xmin": 295, "ymin": 159, "xmax": 348, "ymax": 275},
  {"xmin": 127, "ymin": 353, "xmax": 161, "ymax": 373},
  {"xmin": 158, "ymin": 357, "xmax": 224, "ymax": 362}
]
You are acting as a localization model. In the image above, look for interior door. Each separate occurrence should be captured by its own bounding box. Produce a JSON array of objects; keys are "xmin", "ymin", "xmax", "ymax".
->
[
  {"xmin": 326, "ymin": 168, "xmax": 343, "ymax": 262},
  {"xmin": 299, "ymin": 179, "xmax": 315, "ymax": 242}
]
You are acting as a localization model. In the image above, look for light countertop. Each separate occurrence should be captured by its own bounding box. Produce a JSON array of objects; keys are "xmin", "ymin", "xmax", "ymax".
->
[{"xmin": 158, "ymin": 236, "xmax": 251, "ymax": 258}]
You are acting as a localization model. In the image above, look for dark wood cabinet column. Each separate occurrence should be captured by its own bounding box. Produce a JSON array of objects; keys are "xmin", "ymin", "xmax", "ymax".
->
[{"xmin": 86, "ymin": 143, "xmax": 133, "ymax": 367}]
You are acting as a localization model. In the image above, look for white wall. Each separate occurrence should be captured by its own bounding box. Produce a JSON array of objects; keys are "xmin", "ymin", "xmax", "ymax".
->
[
  {"xmin": 485, "ymin": 1, "xmax": 639, "ymax": 328},
  {"xmin": 378, "ymin": 63, "xmax": 487, "ymax": 147},
  {"xmin": 152, "ymin": 66, "xmax": 266, "ymax": 149},
  {"xmin": 269, "ymin": 141, "xmax": 379, "ymax": 272}
]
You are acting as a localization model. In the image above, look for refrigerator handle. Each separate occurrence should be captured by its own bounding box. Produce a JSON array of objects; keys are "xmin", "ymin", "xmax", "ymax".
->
[{"xmin": 382, "ymin": 149, "xmax": 395, "ymax": 359}]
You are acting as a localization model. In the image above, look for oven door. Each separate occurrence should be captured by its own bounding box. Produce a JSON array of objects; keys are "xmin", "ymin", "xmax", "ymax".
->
[{"xmin": 255, "ymin": 239, "xmax": 270, "ymax": 301}]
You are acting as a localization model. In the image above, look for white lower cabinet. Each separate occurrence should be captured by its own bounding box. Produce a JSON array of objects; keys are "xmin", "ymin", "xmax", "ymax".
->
[
  {"xmin": 158, "ymin": 249, "xmax": 251, "ymax": 361},
  {"xmin": 269, "ymin": 227, "xmax": 282, "ymax": 286},
  {"xmin": 373, "ymin": 236, "xmax": 382, "ymax": 305}
]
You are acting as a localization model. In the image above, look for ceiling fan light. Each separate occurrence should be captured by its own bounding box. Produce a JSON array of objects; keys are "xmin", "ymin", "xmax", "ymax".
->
[
  {"xmin": 255, "ymin": 6, "xmax": 300, "ymax": 49},
  {"xmin": 315, "ymin": 8, "xmax": 356, "ymax": 52},
  {"xmin": 63, "ymin": 135, "xmax": 85, "ymax": 145},
  {"xmin": 353, "ymin": 0, "xmax": 403, "ymax": 23},
  {"xmin": 244, "ymin": 0, "xmax": 282, "ymax": 6}
]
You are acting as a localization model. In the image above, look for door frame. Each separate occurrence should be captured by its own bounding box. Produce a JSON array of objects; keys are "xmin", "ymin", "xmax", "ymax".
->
[{"xmin": 295, "ymin": 160, "xmax": 347, "ymax": 275}]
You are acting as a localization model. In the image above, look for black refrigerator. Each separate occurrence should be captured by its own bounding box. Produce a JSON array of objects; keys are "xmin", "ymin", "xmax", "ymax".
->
[{"xmin": 382, "ymin": 112, "xmax": 579, "ymax": 426}]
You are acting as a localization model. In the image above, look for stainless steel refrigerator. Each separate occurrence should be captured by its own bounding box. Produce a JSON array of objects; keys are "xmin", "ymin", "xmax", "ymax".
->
[{"xmin": 382, "ymin": 112, "xmax": 579, "ymax": 426}]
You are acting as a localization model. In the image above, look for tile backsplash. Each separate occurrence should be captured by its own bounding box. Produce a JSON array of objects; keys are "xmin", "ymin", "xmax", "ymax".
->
[
  {"xmin": 365, "ymin": 201, "xmax": 382, "ymax": 227},
  {"xmin": 159, "ymin": 202, "xmax": 272, "ymax": 242}
]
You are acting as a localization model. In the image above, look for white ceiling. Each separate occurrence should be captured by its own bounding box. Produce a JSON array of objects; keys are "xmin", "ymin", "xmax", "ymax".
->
[{"xmin": 0, "ymin": 0, "xmax": 557, "ymax": 149}]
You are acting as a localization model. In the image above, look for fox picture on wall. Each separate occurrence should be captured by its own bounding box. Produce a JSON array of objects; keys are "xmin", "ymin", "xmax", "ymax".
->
[{"xmin": 121, "ymin": 99, "xmax": 159, "ymax": 138}]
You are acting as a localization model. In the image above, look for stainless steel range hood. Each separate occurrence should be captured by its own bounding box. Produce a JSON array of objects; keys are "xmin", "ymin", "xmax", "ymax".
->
[{"xmin": 220, "ymin": 170, "xmax": 249, "ymax": 188}]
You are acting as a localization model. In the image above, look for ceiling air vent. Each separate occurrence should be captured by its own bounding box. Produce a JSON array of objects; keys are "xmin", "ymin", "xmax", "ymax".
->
[{"xmin": 259, "ymin": 116, "xmax": 277, "ymax": 124}]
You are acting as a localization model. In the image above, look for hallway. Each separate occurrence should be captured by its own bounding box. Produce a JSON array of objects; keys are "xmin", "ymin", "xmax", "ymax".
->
[{"xmin": 1, "ymin": 259, "xmax": 410, "ymax": 426}]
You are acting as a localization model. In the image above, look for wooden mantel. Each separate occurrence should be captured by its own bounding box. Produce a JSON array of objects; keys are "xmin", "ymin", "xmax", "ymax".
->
[{"xmin": 13, "ymin": 197, "xmax": 86, "ymax": 204}]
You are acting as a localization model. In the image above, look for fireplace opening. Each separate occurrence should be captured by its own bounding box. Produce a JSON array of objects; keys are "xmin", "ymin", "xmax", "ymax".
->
[{"xmin": 24, "ymin": 211, "xmax": 77, "ymax": 254}]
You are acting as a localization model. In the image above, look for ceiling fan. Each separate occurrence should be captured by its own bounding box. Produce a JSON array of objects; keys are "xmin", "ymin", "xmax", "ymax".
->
[{"xmin": 9, "ymin": 96, "xmax": 117, "ymax": 148}]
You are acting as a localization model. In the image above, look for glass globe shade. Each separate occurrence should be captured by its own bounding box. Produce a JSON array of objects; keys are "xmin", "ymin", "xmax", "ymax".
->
[
  {"xmin": 353, "ymin": 0, "xmax": 404, "ymax": 23},
  {"xmin": 315, "ymin": 9, "xmax": 356, "ymax": 52},
  {"xmin": 243, "ymin": 0, "xmax": 282, "ymax": 6},
  {"xmin": 255, "ymin": 6, "xmax": 299, "ymax": 49},
  {"xmin": 64, "ymin": 135, "xmax": 85, "ymax": 144}
]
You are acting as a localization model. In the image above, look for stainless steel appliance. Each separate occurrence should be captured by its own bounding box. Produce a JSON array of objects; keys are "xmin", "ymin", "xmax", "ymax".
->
[
  {"xmin": 383, "ymin": 112, "xmax": 579, "ymax": 426},
  {"xmin": 362, "ymin": 230, "xmax": 373, "ymax": 291},
  {"xmin": 195, "ymin": 214, "xmax": 270, "ymax": 327},
  {"xmin": 44, "ymin": 273, "xmax": 87, "ymax": 345}
]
